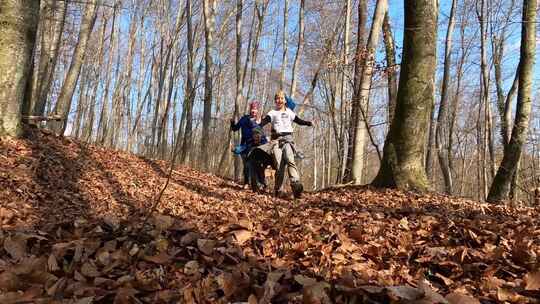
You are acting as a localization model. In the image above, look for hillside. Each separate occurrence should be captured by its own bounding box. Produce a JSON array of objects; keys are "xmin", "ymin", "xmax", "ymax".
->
[{"xmin": 1, "ymin": 128, "xmax": 540, "ymax": 303}]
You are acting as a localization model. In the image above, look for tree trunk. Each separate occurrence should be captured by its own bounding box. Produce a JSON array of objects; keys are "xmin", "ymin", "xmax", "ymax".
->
[
  {"xmin": 201, "ymin": 0, "xmax": 216, "ymax": 171},
  {"xmin": 279, "ymin": 0, "xmax": 288, "ymax": 90},
  {"xmin": 350, "ymin": 0, "xmax": 387, "ymax": 185},
  {"xmin": 0, "ymin": 0, "xmax": 40, "ymax": 137},
  {"xmin": 231, "ymin": 0, "xmax": 244, "ymax": 180},
  {"xmin": 372, "ymin": 0, "xmax": 438, "ymax": 192},
  {"xmin": 343, "ymin": 0, "xmax": 367, "ymax": 182},
  {"xmin": 435, "ymin": 0, "xmax": 457, "ymax": 194},
  {"xmin": 336, "ymin": 0, "xmax": 351, "ymax": 182},
  {"xmin": 290, "ymin": 0, "xmax": 305, "ymax": 99},
  {"xmin": 49, "ymin": 0, "xmax": 99, "ymax": 135},
  {"xmin": 382, "ymin": 12, "xmax": 397, "ymax": 125},
  {"xmin": 487, "ymin": 0, "xmax": 536, "ymax": 203},
  {"xmin": 180, "ymin": 0, "xmax": 196, "ymax": 164},
  {"xmin": 31, "ymin": 0, "xmax": 68, "ymax": 117},
  {"xmin": 97, "ymin": 8, "xmax": 117, "ymax": 145}
]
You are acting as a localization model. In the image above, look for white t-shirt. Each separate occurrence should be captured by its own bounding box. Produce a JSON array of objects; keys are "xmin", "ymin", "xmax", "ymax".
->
[{"xmin": 267, "ymin": 108, "xmax": 296, "ymax": 133}]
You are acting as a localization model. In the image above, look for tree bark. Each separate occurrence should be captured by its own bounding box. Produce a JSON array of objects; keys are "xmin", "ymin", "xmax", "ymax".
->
[
  {"xmin": 487, "ymin": 0, "xmax": 536, "ymax": 203},
  {"xmin": 31, "ymin": 0, "xmax": 68, "ymax": 117},
  {"xmin": 289, "ymin": 0, "xmax": 304, "ymax": 99},
  {"xmin": 201, "ymin": 0, "xmax": 216, "ymax": 171},
  {"xmin": 180, "ymin": 0, "xmax": 196, "ymax": 164},
  {"xmin": 372, "ymin": 0, "xmax": 438, "ymax": 192},
  {"xmin": 49, "ymin": 0, "xmax": 99, "ymax": 135},
  {"xmin": 435, "ymin": 0, "xmax": 457, "ymax": 194},
  {"xmin": 279, "ymin": 0, "xmax": 288, "ymax": 90},
  {"xmin": 343, "ymin": 0, "xmax": 367, "ymax": 182},
  {"xmin": 382, "ymin": 12, "xmax": 397, "ymax": 125},
  {"xmin": 0, "ymin": 0, "xmax": 40, "ymax": 137},
  {"xmin": 351, "ymin": 0, "xmax": 387, "ymax": 185}
]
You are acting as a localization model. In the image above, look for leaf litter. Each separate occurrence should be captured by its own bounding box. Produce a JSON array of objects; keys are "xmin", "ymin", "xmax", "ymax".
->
[{"xmin": 1, "ymin": 129, "xmax": 540, "ymax": 303}]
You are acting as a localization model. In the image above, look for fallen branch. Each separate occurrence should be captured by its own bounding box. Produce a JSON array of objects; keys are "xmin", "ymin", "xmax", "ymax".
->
[{"xmin": 23, "ymin": 115, "xmax": 64, "ymax": 122}]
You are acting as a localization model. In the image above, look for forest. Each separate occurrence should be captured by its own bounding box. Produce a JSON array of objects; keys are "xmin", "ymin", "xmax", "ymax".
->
[{"xmin": 0, "ymin": 0, "xmax": 539, "ymax": 303}]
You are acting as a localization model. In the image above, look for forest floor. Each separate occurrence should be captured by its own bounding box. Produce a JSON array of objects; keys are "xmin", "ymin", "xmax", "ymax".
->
[{"xmin": 1, "ymin": 128, "xmax": 540, "ymax": 304}]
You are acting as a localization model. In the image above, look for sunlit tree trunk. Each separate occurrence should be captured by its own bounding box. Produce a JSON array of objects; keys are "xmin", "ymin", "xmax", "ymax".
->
[
  {"xmin": 372, "ymin": 0, "xmax": 438, "ymax": 192},
  {"xmin": 488, "ymin": 0, "xmax": 536, "ymax": 203},
  {"xmin": 279, "ymin": 0, "xmax": 288, "ymax": 90},
  {"xmin": 0, "ymin": 0, "xmax": 40, "ymax": 137},
  {"xmin": 343, "ymin": 0, "xmax": 366, "ymax": 182},
  {"xmin": 382, "ymin": 12, "xmax": 397, "ymax": 125},
  {"xmin": 31, "ymin": 0, "xmax": 68, "ymax": 117},
  {"xmin": 435, "ymin": 0, "xmax": 457, "ymax": 194},
  {"xmin": 290, "ymin": 0, "xmax": 304, "ymax": 99},
  {"xmin": 180, "ymin": 0, "xmax": 197, "ymax": 164},
  {"xmin": 201, "ymin": 0, "xmax": 216, "ymax": 171},
  {"xmin": 49, "ymin": 0, "xmax": 99, "ymax": 135},
  {"xmin": 351, "ymin": 0, "xmax": 387, "ymax": 184}
]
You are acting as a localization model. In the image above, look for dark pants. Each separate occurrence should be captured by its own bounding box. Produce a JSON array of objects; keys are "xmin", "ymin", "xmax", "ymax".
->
[
  {"xmin": 247, "ymin": 146, "xmax": 273, "ymax": 191},
  {"xmin": 241, "ymin": 153, "xmax": 249, "ymax": 185}
]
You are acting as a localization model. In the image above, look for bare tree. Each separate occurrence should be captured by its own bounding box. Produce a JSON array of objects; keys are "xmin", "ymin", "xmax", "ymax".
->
[
  {"xmin": 279, "ymin": 0, "xmax": 289, "ymax": 90},
  {"xmin": 435, "ymin": 0, "xmax": 457, "ymax": 194},
  {"xmin": 350, "ymin": 0, "xmax": 387, "ymax": 184},
  {"xmin": 201, "ymin": 0, "xmax": 216, "ymax": 170},
  {"xmin": 290, "ymin": 0, "xmax": 304, "ymax": 99},
  {"xmin": 0, "ymin": 0, "xmax": 40, "ymax": 137},
  {"xmin": 372, "ymin": 0, "xmax": 438, "ymax": 191},
  {"xmin": 49, "ymin": 0, "xmax": 99, "ymax": 135},
  {"xmin": 488, "ymin": 0, "xmax": 536, "ymax": 202},
  {"xmin": 343, "ymin": 0, "xmax": 367, "ymax": 182}
]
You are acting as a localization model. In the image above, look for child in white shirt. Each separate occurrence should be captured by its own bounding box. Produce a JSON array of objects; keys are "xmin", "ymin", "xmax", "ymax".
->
[{"xmin": 259, "ymin": 90, "xmax": 312, "ymax": 198}]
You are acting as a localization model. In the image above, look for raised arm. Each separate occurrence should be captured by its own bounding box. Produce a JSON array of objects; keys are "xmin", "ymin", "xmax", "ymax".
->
[
  {"xmin": 293, "ymin": 116, "xmax": 312, "ymax": 126},
  {"xmin": 259, "ymin": 115, "xmax": 271, "ymax": 127},
  {"xmin": 230, "ymin": 117, "xmax": 242, "ymax": 131}
]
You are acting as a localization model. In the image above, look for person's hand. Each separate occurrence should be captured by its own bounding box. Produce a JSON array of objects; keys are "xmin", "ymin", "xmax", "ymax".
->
[{"xmin": 307, "ymin": 121, "xmax": 313, "ymax": 127}]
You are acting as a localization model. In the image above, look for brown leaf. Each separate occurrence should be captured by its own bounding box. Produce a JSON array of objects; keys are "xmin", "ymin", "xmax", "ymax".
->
[
  {"xmin": 525, "ymin": 270, "xmax": 540, "ymax": 290},
  {"xmin": 294, "ymin": 275, "xmax": 318, "ymax": 287},
  {"xmin": 231, "ymin": 229, "xmax": 253, "ymax": 245},
  {"xmin": 4, "ymin": 234, "xmax": 27, "ymax": 260},
  {"xmin": 46, "ymin": 277, "xmax": 67, "ymax": 297},
  {"xmin": 303, "ymin": 282, "xmax": 332, "ymax": 304},
  {"xmin": 184, "ymin": 260, "xmax": 200, "ymax": 276},
  {"xmin": 0, "ymin": 271, "xmax": 22, "ymax": 292},
  {"xmin": 217, "ymin": 272, "xmax": 236, "ymax": 298},
  {"xmin": 259, "ymin": 271, "xmax": 284, "ymax": 304},
  {"xmin": 497, "ymin": 287, "xmax": 521, "ymax": 302},
  {"xmin": 197, "ymin": 239, "xmax": 216, "ymax": 255},
  {"xmin": 75, "ymin": 297, "xmax": 95, "ymax": 304},
  {"xmin": 81, "ymin": 261, "xmax": 101, "ymax": 278},
  {"xmin": 248, "ymin": 294, "xmax": 258, "ymax": 304},
  {"xmin": 387, "ymin": 285, "xmax": 423, "ymax": 301},
  {"xmin": 143, "ymin": 252, "xmax": 171, "ymax": 264},
  {"xmin": 445, "ymin": 292, "xmax": 480, "ymax": 304},
  {"xmin": 152, "ymin": 214, "xmax": 174, "ymax": 231},
  {"xmin": 114, "ymin": 287, "xmax": 139, "ymax": 304},
  {"xmin": 47, "ymin": 254, "xmax": 60, "ymax": 272},
  {"xmin": 180, "ymin": 232, "xmax": 200, "ymax": 246}
]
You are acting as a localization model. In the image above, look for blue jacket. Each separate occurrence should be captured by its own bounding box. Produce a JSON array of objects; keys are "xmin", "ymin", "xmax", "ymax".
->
[{"xmin": 231, "ymin": 115, "xmax": 268, "ymax": 147}]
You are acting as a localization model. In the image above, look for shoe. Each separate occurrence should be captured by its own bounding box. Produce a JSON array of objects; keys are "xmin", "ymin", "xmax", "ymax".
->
[{"xmin": 291, "ymin": 182, "xmax": 304, "ymax": 199}]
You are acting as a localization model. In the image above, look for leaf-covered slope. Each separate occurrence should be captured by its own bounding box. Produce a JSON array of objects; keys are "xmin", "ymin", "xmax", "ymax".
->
[{"xmin": 1, "ymin": 129, "xmax": 540, "ymax": 303}]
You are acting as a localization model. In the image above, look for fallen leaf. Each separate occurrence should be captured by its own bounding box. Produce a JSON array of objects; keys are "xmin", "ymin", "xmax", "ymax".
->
[
  {"xmin": 81, "ymin": 261, "xmax": 100, "ymax": 278},
  {"xmin": 197, "ymin": 239, "xmax": 215, "ymax": 255},
  {"xmin": 445, "ymin": 292, "xmax": 480, "ymax": 304},
  {"xmin": 525, "ymin": 270, "xmax": 540, "ymax": 290},
  {"xmin": 4, "ymin": 234, "xmax": 27, "ymax": 260},
  {"xmin": 184, "ymin": 260, "xmax": 200, "ymax": 276},
  {"xmin": 231, "ymin": 229, "xmax": 253, "ymax": 245},
  {"xmin": 143, "ymin": 252, "xmax": 171, "ymax": 264}
]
